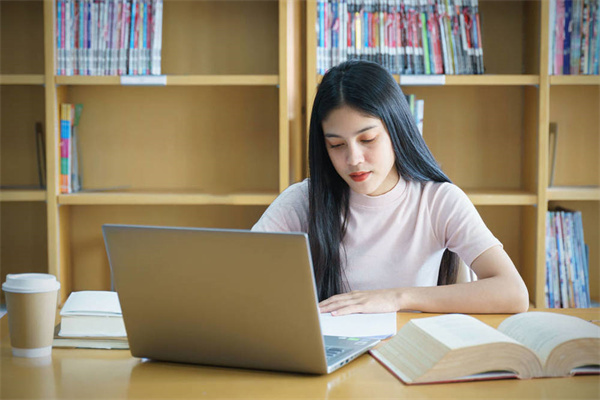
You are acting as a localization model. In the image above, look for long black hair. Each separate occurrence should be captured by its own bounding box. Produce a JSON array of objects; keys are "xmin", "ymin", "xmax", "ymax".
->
[{"xmin": 308, "ymin": 60, "xmax": 459, "ymax": 301}]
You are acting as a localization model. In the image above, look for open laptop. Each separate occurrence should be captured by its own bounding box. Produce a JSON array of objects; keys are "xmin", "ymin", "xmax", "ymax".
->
[{"xmin": 102, "ymin": 224, "xmax": 379, "ymax": 374}]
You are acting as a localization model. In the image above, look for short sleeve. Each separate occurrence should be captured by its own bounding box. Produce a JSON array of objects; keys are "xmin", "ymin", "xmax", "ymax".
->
[
  {"xmin": 251, "ymin": 180, "xmax": 310, "ymax": 233},
  {"xmin": 428, "ymin": 183, "xmax": 502, "ymax": 266}
]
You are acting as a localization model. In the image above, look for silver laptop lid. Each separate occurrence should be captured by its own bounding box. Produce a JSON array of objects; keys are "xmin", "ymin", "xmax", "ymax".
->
[{"xmin": 102, "ymin": 224, "xmax": 329, "ymax": 374}]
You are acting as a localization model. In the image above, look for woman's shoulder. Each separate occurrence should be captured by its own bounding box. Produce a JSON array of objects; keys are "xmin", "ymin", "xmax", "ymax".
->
[
  {"xmin": 252, "ymin": 179, "xmax": 309, "ymax": 233},
  {"xmin": 412, "ymin": 180, "xmax": 466, "ymax": 199},
  {"xmin": 276, "ymin": 179, "xmax": 309, "ymax": 205}
]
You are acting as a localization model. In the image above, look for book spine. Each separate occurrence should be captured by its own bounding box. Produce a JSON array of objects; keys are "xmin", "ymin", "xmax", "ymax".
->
[
  {"xmin": 563, "ymin": 212, "xmax": 576, "ymax": 307},
  {"xmin": 556, "ymin": 0, "xmax": 565, "ymax": 75},
  {"xmin": 549, "ymin": 0, "xmax": 556, "ymax": 74},
  {"xmin": 580, "ymin": 0, "xmax": 589, "ymax": 74},
  {"xmin": 421, "ymin": 2, "xmax": 430, "ymax": 74},
  {"xmin": 60, "ymin": 104, "xmax": 71, "ymax": 194},
  {"xmin": 554, "ymin": 212, "xmax": 568, "ymax": 307},
  {"xmin": 564, "ymin": 0, "xmax": 572, "ymax": 75},
  {"xmin": 545, "ymin": 212, "xmax": 553, "ymax": 307}
]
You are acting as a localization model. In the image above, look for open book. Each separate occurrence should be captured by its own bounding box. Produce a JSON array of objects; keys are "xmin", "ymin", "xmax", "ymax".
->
[{"xmin": 370, "ymin": 312, "xmax": 600, "ymax": 384}]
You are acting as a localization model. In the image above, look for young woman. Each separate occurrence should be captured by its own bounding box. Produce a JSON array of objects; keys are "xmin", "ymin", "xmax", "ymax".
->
[{"xmin": 252, "ymin": 60, "xmax": 529, "ymax": 315}]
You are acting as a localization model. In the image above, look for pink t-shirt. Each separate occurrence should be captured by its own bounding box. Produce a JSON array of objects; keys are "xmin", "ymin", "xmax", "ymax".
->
[{"xmin": 252, "ymin": 178, "xmax": 501, "ymax": 290}]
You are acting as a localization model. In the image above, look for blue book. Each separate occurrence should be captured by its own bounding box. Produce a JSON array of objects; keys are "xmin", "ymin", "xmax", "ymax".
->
[{"xmin": 564, "ymin": 0, "xmax": 573, "ymax": 74}]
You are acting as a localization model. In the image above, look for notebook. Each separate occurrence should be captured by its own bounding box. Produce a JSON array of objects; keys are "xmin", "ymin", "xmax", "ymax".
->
[{"xmin": 102, "ymin": 224, "xmax": 380, "ymax": 374}]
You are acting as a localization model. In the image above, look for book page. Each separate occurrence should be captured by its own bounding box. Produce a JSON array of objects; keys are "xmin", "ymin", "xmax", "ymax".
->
[
  {"xmin": 60, "ymin": 291, "xmax": 122, "ymax": 316},
  {"xmin": 320, "ymin": 312, "xmax": 397, "ymax": 339},
  {"xmin": 411, "ymin": 314, "xmax": 521, "ymax": 349},
  {"xmin": 497, "ymin": 312, "xmax": 600, "ymax": 365}
]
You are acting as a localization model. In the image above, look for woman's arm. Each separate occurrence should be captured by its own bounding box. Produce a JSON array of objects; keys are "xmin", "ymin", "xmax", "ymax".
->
[{"xmin": 318, "ymin": 246, "xmax": 530, "ymax": 315}]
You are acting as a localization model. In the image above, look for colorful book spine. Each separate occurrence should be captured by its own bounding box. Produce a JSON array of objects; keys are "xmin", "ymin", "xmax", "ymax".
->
[{"xmin": 60, "ymin": 104, "xmax": 72, "ymax": 194}]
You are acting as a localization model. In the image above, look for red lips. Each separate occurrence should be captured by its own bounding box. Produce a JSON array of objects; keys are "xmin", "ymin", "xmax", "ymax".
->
[{"xmin": 349, "ymin": 172, "xmax": 371, "ymax": 182}]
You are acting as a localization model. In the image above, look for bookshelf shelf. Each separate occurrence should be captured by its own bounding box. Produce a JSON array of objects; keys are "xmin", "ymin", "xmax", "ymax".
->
[
  {"xmin": 465, "ymin": 190, "xmax": 538, "ymax": 206},
  {"xmin": 547, "ymin": 187, "xmax": 600, "ymax": 201},
  {"xmin": 55, "ymin": 75, "xmax": 280, "ymax": 86},
  {"xmin": 0, "ymin": 75, "xmax": 45, "ymax": 85},
  {"xmin": 57, "ymin": 192, "xmax": 279, "ymax": 206},
  {"xmin": 550, "ymin": 76, "xmax": 600, "ymax": 86},
  {"xmin": 0, "ymin": 189, "xmax": 46, "ymax": 202},
  {"xmin": 315, "ymin": 75, "xmax": 540, "ymax": 86}
]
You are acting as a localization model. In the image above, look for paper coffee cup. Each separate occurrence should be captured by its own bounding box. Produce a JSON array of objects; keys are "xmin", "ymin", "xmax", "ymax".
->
[{"xmin": 2, "ymin": 273, "xmax": 60, "ymax": 358}]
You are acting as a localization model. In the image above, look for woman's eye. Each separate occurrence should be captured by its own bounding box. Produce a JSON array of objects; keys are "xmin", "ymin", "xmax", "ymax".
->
[
  {"xmin": 362, "ymin": 137, "xmax": 376, "ymax": 143},
  {"xmin": 329, "ymin": 143, "xmax": 344, "ymax": 149}
]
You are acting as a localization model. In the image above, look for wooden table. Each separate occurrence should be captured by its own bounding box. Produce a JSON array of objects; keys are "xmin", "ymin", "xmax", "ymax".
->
[{"xmin": 1, "ymin": 308, "xmax": 599, "ymax": 399}]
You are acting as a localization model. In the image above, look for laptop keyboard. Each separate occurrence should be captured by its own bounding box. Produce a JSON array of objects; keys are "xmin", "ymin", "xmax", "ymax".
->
[{"xmin": 325, "ymin": 347, "xmax": 345, "ymax": 359}]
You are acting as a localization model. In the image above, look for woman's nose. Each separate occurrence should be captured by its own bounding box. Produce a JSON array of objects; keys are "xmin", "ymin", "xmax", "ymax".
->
[{"xmin": 346, "ymin": 144, "xmax": 365, "ymax": 166}]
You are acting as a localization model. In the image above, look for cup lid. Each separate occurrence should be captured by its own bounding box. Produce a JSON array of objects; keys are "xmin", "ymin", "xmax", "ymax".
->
[{"xmin": 2, "ymin": 273, "xmax": 61, "ymax": 294}]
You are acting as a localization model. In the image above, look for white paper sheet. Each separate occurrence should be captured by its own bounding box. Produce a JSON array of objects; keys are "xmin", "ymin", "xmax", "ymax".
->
[{"xmin": 319, "ymin": 312, "xmax": 397, "ymax": 339}]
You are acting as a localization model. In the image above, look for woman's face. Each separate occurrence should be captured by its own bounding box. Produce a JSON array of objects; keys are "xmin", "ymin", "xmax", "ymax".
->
[{"xmin": 322, "ymin": 106, "xmax": 399, "ymax": 196}]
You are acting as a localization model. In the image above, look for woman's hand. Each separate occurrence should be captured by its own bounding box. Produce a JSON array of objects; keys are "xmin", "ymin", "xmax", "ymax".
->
[{"xmin": 318, "ymin": 289, "xmax": 402, "ymax": 316}]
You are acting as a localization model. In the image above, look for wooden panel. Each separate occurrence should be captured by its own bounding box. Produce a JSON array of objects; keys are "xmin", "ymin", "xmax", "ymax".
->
[
  {"xmin": 58, "ymin": 192, "xmax": 278, "ymax": 205},
  {"xmin": 65, "ymin": 86, "xmax": 279, "ymax": 193},
  {"xmin": 161, "ymin": 1, "xmax": 278, "ymax": 75},
  {"xmin": 405, "ymin": 86, "xmax": 524, "ymax": 190},
  {"xmin": 523, "ymin": 87, "xmax": 538, "ymax": 193},
  {"xmin": 551, "ymin": 76, "xmax": 600, "ymax": 85},
  {"xmin": 548, "ymin": 201, "xmax": 600, "ymax": 305},
  {"xmin": 521, "ymin": 206, "xmax": 538, "ymax": 305},
  {"xmin": 0, "ymin": 0, "xmax": 45, "ymax": 74},
  {"xmin": 0, "ymin": 189, "xmax": 46, "ymax": 202},
  {"xmin": 0, "ymin": 202, "xmax": 48, "ymax": 304},
  {"xmin": 549, "ymin": 86, "xmax": 600, "ymax": 187},
  {"xmin": 55, "ymin": 75, "xmax": 280, "ymax": 86},
  {"xmin": 0, "ymin": 75, "xmax": 45, "ymax": 85},
  {"xmin": 476, "ymin": 206, "xmax": 527, "ymax": 276},
  {"xmin": 68, "ymin": 205, "xmax": 268, "ymax": 291},
  {"xmin": 547, "ymin": 187, "xmax": 600, "ymax": 201},
  {"xmin": 479, "ymin": 1, "xmax": 530, "ymax": 74},
  {"xmin": 0, "ymin": 85, "xmax": 46, "ymax": 187}
]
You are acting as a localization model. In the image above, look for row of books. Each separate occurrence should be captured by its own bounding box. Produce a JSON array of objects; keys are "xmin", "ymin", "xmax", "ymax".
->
[
  {"xmin": 545, "ymin": 209, "xmax": 591, "ymax": 309},
  {"xmin": 60, "ymin": 103, "xmax": 83, "ymax": 194},
  {"xmin": 405, "ymin": 94, "xmax": 424, "ymax": 135},
  {"xmin": 56, "ymin": 0, "xmax": 163, "ymax": 76},
  {"xmin": 317, "ymin": 0, "xmax": 484, "ymax": 76},
  {"xmin": 549, "ymin": 0, "xmax": 600, "ymax": 75}
]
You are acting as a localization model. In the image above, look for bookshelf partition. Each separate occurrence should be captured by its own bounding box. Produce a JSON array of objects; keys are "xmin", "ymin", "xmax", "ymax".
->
[{"xmin": 306, "ymin": 0, "xmax": 599, "ymax": 307}]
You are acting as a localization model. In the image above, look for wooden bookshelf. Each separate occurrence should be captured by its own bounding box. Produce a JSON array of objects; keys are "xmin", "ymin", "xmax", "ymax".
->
[
  {"xmin": 36, "ymin": 0, "xmax": 301, "ymax": 302},
  {"xmin": 547, "ymin": 187, "xmax": 600, "ymax": 201},
  {"xmin": 550, "ymin": 75, "xmax": 600, "ymax": 85},
  {"xmin": 0, "ymin": 75, "xmax": 45, "ymax": 85},
  {"xmin": 316, "ymin": 74, "xmax": 540, "ymax": 86},
  {"xmin": 56, "ymin": 75, "xmax": 281, "ymax": 86},
  {"xmin": 57, "ymin": 191, "xmax": 279, "ymax": 206},
  {"xmin": 0, "ymin": 189, "xmax": 46, "ymax": 202},
  {"xmin": 0, "ymin": 0, "xmax": 48, "ymax": 303},
  {"xmin": 306, "ymin": 0, "xmax": 599, "ymax": 308}
]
